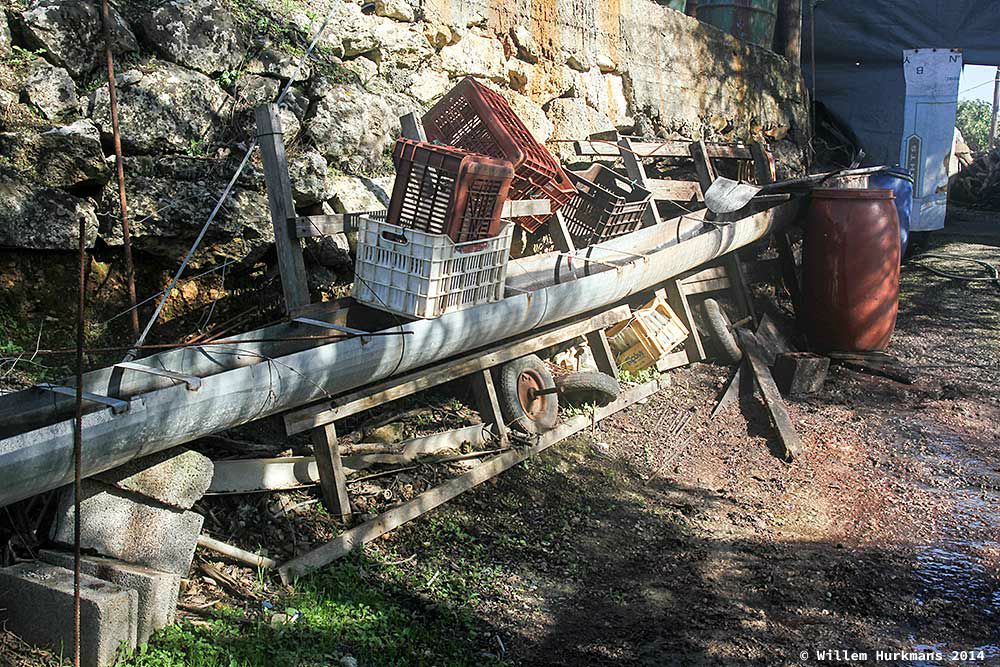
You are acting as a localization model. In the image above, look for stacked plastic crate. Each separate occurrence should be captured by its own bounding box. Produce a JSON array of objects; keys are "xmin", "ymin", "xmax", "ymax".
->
[{"xmin": 354, "ymin": 76, "xmax": 579, "ymax": 320}]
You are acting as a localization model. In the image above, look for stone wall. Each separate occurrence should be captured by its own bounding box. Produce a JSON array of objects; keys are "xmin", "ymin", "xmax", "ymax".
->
[{"xmin": 0, "ymin": 0, "xmax": 807, "ymax": 350}]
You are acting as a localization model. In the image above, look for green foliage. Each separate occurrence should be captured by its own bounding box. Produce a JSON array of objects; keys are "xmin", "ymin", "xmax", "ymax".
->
[
  {"xmin": 617, "ymin": 367, "xmax": 659, "ymax": 385},
  {"xmin": 4, "ymin": 45, "xmax": 46, "ymax": 68},
  {"xmin": 956, "ymin": 99, "xmax": 993, "ymax": 152}
]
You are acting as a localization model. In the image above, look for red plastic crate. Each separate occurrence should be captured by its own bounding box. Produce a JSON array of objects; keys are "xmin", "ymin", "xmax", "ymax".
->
[
  {"xmin": 422, "ymin": 76, "xmax": 575, "ymax": 232},
  {"xmin": 388, "ymin": 138, "xmax": 514, "ymax": 243}
]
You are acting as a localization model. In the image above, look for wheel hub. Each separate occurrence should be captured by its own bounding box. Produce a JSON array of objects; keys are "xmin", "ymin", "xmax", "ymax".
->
[{"xmin": 516, "ymin": 369, "xmax": 548, "ymax": 422}]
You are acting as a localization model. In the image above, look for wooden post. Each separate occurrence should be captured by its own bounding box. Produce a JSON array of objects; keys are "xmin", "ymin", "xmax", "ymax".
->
[
  {"xmin": 661, "ymin": 282, "xmax": 705, "ymax": 364},
  {"xmin": 689, "ymin": 140, "xmax": 718, "ymax": 193},
  {"xmin": 778, "ymin": 0, "xmax": 802, "ymax": 69},
  {"xmin": 310, "ymin": 423, "xmax": 352, "ymax": 520},
  {"xmin": 990, "ymin": 67, "xmax": 1000, "ymax": 150},
  {"xmin": 548, "ymin": 211, "xmax": 576, "ymax": 254},
  {"xmin": 617, "ymin": 135, "xmax": 662, "ymax": 227},
  {"xmin": 256, "ymin": 104, "xmax": 310, "ymax": 314},
  {"xmin": 748, "ymin": 141, "xmax": 774, "ymax": 185},
  {"xmin": 470, "ymin": 369, "xmax": 508, "ymax": 444},
  {"xmin": 585, "ymin": 329, "xmax": 618, "ymax": 379}
]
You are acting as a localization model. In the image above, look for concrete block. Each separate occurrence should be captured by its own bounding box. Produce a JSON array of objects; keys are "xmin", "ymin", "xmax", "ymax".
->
[
  {"xmin": 0, "ymin": 562, "xmax": 137, "ymax": 667},
  {"xmin": 40, "ymin": 550, "xmax": 181, "ymax": 644},
  {"xmin": 94, "ymin": 447, "xmax": 213, "ymax": 510},
  {"xmin": 52, "ymin": 480, "xmax": 204, "ymax": 576}
]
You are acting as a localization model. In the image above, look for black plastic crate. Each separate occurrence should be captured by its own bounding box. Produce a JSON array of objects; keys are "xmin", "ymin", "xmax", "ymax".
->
[{"xmin": 562, "ymin": 164, "xmax": 651, "ymax": 248}]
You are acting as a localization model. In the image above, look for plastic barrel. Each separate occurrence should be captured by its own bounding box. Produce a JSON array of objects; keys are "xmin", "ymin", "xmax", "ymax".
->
[
  {"xmin": 696, "ymin": 0, "xmax": 778, "ymax": 48},
  {"xmin": 868, "ymin": 167, "xmax": 914, "ymax": 259},
  {"xmin": 660, "ymin": 0, "xmax": 688, "ymax": 11},
  {"xmin": 802, "ymin": 189, "xmax": 901, "ymax": 353}
]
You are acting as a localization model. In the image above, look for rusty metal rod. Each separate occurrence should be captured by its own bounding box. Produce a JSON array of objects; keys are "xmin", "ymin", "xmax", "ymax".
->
[
  {"xmin": 102, "ymin": 0, "xmax": 138, "ymax": 338},
  {"xmin": 73, "ymin": 214, "xmax": 86, "ymax": 667}
]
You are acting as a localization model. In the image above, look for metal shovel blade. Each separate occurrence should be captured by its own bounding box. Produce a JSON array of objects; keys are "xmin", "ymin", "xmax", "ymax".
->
[{"xmin": 704, "ymin": 177, "xmax": 762, "ymax": 214}]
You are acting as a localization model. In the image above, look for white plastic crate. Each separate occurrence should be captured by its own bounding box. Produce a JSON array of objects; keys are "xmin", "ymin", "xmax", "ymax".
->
[{"xmin": 353, "ymin": 216, "xmax": 514, "ymax": 319}]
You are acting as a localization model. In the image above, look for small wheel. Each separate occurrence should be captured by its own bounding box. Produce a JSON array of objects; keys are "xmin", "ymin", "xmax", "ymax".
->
[
  {"xmin": 702, "ymin": 298, "xmax": 742, "ymax": 364},
  {"xmin": 497, "ymin": 355, "xmax": 559, "ymax": 434},
  {"xmin": 555, "ymin": 371, "xmax": 620, "ymax": 406}
]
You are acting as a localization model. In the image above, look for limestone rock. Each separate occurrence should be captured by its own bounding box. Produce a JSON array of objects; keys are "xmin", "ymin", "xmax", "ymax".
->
[
  {"xmin": 288, "ymin": 151, "xmax": 330, "ymax": 207},
  {"xmin": 245, "ymin": 39, "xmax": 312, "ymax": 82},
  {"xmin": 233, "ymin": 75, "xmax": 301, "ymax": 141},
  {"xmin": 86, "ymin": 64, "xmax": 230, "ymax": 155},
  {"xmin": 293, "ymin": 4, "xmax": 378, "ymax": 58},
  {"xmin": 375, "ymin": 0, "xmax": 417, "ymax": 22},
  {"xmin": 408, "ymin": 65, "xmax": 450, "ymax": 105},
  {"xmin": 575, "ymin": 68, "xmax": 631, "ymax": 126},
  {"xmin": 0, "ymin": 14, "xmax": 11, "ymax": 58},
  {"xmin": 0, "ymin": 120, "xmax": 109, "ymax": 190},
  {"xmin": 511, "ymin": 25, "xmax": 539, "ymax": 63},
  {"xmin": 0, "ymin": 169, "xmax": 99, "ymax": 250},
  {"xmin": 331, "ymin": 175, "xmax": 393, "ymax": 213},
  {"xmin": 423, "ymin": 22, "xmax": 455, "ymax": 49},
  {"xmin": 439, "ymin": 31, "xmax": 507, "ymax": 81},
  {"xmin": 141, "ymin": 0, "xmax": 246, "ymax": 75},
  {"xmin": 372, "ymin": 18, "xmax": 433, "ymax": 70},
  {"xmin": 21, "ymin": 61, "xmax": 77, "ymax": 120},
  {"xmin": 545, "ymin": 98, "xmax": 615, "ymax": 161},
  {"xmin": 308, "ymin": 79, "xmax": 395, "ymax": 175},
  {"xmin": 19, "ymin": 0, "xmax": 137, "ymax": 78},
  {"xmin": 100, "ymin": 156, "xmax": 271, "ymax": 265}
]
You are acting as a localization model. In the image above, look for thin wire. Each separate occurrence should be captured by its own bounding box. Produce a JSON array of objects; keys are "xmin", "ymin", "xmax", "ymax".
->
[
  {"xmin": 126, "ymin": 3, "xmax": 339, "ymax": 360},
  {"xmin": 102, "ymin": 260, "xmax": 239, "ymax": 325}
]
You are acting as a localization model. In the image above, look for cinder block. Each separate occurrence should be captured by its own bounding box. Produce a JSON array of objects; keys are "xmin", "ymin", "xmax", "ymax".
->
[
  {"xmin": 40, "ymin": 550, "xmax": 181, "ymax": 644},
  {"xmin": 0, "ymin": 562, "xmax": 137, "ymax": 667},
  {"xmin": 52, "ymin": 480, "xmax": 204, "ymax": 576},
  {"xmin": 95, "ymin": 447, "xmax": 213, "ymax": 510}
]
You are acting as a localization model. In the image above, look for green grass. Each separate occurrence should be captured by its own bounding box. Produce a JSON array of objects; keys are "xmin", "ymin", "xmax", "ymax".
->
[{"xmin": 119, "ymin": 551, "xmax": 509, "ymax": 667}]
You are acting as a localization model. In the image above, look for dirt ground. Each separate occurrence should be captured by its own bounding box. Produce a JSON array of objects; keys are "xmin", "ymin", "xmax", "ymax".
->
[{"xmin": 1, "ymin": 227, "xmax": 997, "ymax": 667}]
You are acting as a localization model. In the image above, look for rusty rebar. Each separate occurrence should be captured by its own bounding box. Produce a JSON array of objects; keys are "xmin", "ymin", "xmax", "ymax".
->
[
  {"xmin": 73, "ymin": 215, "xmax": 86, "ymax": 667},
  {"xmin": 101, "ymin": 0, "xmax": 139, "ymax": 338}
]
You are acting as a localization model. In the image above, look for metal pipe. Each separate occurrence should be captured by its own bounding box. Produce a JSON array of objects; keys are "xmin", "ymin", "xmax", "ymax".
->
[{"xmin": 0, "ymin": 203, "xmax": 797, "ymax": 508}]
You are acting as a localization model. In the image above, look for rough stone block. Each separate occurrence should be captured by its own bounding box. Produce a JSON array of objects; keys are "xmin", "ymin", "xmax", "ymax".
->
[
  {"xmin": 52, "ymin": 481, "xmax": 204, "ymax": 576},
  {"xmin": 40, "ymin": 550, "xmax": 181, "ymax": 644},
  {"xmin": 0, "ymin": 562, "xmax": 137, "ymax": 667},
  {"xmin": 94, "ymin": 447, "xmax": 213, "ymax": 510}
]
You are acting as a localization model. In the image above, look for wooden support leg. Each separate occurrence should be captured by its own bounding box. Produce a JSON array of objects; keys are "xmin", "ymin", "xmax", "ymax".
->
[
  {"xmin": 548, "ymin": 211, "xmax": 576, "ymax": 254},
  {"xmin": 310, "ymin": 423, "xmax": 352, "ymax": 521},
  {"xmin": 723, "ymin": 252, "xmax": 757, "ymax": 325},
  {"xmin": 585, "ymin": 328, "xmax": 618, "ymax": 379},
  {"xmin": 471, "ymin": 369, "xmax": 508, "ymax": 444},
  {"xmin": 661, "ymin": 282, "xmax": 705, "ymax": 364}
]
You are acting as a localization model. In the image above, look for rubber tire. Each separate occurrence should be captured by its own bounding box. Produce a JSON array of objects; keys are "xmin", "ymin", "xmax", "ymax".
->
[
  {"xmin": 555, "ymin": 371, "xmax": 621, "ymax": 407},
  {"xmin": 497, "ymin": 355, "xmax": 559, "ymax": 434},
  {"xmin": 702, "ymin": 298, "xmax": 743, "ymax": 364}
]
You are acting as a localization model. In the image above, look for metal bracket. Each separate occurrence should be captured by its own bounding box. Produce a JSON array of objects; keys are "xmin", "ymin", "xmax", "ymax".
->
[
  {"xmin": 36, "ymin": 384, "xmax": 130, "ymax": 414},
  {"xmin": 114, "ymin": 362, "xmax": 202, "ymax": 391},
  {"xmin": 292, "ymin": 317, "xmax": 371, "ymax": 344}
]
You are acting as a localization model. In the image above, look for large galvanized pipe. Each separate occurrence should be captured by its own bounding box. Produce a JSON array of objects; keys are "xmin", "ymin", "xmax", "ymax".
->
[{"xmin": 0, "ymin": 203, "xmax": 796, "ymax": 507}]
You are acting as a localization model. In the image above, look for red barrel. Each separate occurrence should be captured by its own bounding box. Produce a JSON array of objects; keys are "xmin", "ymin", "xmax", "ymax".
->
[{"xmin": 802, "ymin": 189, "xmax": 900, "ymax": 352}]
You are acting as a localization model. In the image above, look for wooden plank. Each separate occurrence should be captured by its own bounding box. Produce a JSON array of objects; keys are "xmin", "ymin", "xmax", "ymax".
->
[
  {"xmin": 256, "ymin": 104, "xmax": 310, "ymax": 313},
  {"xmin": 400, "ymin": 112, "xmax": 427, "ymax": 142},
  {"xmin": 661, "ymin": 282, "xmax": 705, "ymax": 364},
  {"xmin": 680, "ymin": 265, "xmax": 729, "ymax": 284},
  {"xmin": 574, "ymin": 140, "xmax": 752, "ymax": 160},
  {"xmin": 548, "ymin": 211, "xmax": 576, "ymax": 254},
  {"xmin": 646, "ymin": 179, "xmax": 704, "ymax": 203},
  {"xmin": 681, "ymin": 277, "xmax": 732, "ymax": 295},
  {"xmin": 310, "ymin": 423, "xmax": 353, "ymax": 520},
  {"xmin": 749, "ymin": 141, "xmax": 774, "ymax": 185},
  {"xmin": 470, "ymin": 370, "xmax": 508, "ymax": 443},
  {"xmin": 283, "ymin": 306, "xmax": 632, "ymax": 435},
  {"xmin": 655, "ymin": 349, "xmax": 690, "ymax": 372},
  {"xmin": 585, "ymin": 329, "xmax": 618, "ymax": 379},
  {"xmin": 277, "ymin": 376, "xmax": 667, "ymax": 583},
  {"xmin": 689, "ymin": 140, "xmax": 719, "ymax": 192},
  {"xmin": 503, "ymin": 200, "xmax": 550, "ymax": 218},
  {"xmin": 723, "ymin": 252, "xmax": 757, "ymax": 323},
  {"xmin": 617, "ymin": 135, "xmax": 662, "ymax": 228},
  {"xmin": 735, "ymin": 329, "xmax": 802, "ymax": 461}
]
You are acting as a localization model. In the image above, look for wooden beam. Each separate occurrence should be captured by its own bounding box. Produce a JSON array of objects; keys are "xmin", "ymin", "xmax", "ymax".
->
[
  {"xmin": 277, "ymin": 376, "xmax": 668, "ymax": 583},
  {"xmin": 311, "ymin": 423, "xmax": 352, "ymax": 520},
  {"xmin": 689, "ymin": 140, "xmax": 719, "ymax": 192},
  {"xmin": 749, "ymin": 141, "xmax": 774, "ymax": 185},
  {"xmin": 661, "ymin": 282, "xmax": 705, "ymax": 364},
  {"xmin": 646, "ymin": 179, "xmax": 704, "ymax": 203},
  {"xmin": 548, "ymin": 211, "xmax": 576, "ymax": 254},
  {"xmin": 617, "ymin": 135, "xmax": 662, "ymax": 228},
  {"xmin": 256, "ymin": 104, "xmax": 310, "ymax": 313},
  {"xmin": 283, "ymin": 306, "xmax": 631, "ymax": 435},
  {"xmin": 585, "ymin": 329, "xmax": 618, "ymax": 379},
  {"xmin": 681, "ymin": 277, "xmax": 733, "ymax": 296},
  {"xmin": 723, "ymin": 252, "xmax": 757, "ymax": 323},
  {"xmin": 470, "ymin": 369, "xmax": 508, "ymax": 443},
  {"xmin": 735, "ymin": 328, "xmax": 803, "ymax": 461},
  {"xmin": 574, "ymin": 140, "xmax": 752, "ymax": 160}
]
